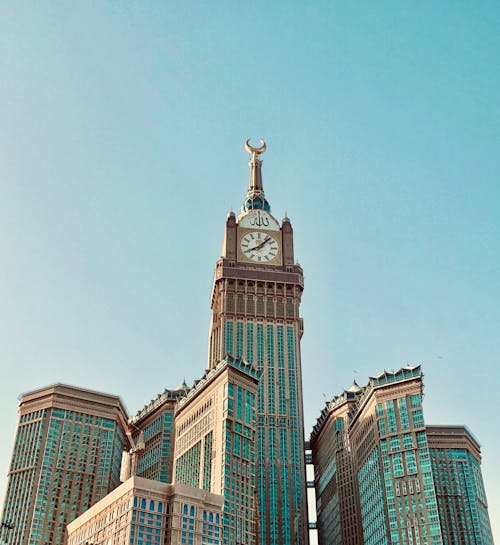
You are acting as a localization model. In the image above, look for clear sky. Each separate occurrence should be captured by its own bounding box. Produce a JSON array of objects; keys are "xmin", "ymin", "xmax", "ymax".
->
[{"xmin": 1, "ymin": 1, "xmax": 499, "ymax": 540}]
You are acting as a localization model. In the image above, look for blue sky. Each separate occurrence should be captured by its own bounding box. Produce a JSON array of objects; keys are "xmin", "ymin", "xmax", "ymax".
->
[{"xmin": 1, "ymin": 1, "xmax": 499, "ymax": 539}]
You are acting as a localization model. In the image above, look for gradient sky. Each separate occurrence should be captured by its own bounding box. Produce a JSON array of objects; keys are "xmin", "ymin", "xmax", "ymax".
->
[{"xmin": 1, "ymin": 1, "xmax": 499, "ymax": 540}]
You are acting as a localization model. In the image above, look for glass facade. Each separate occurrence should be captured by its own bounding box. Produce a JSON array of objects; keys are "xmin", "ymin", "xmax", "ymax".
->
[
  {"xmin": 221, "ymin": 381, "xmax": 257, "ymax": 545},
  {"xmin": 130, "ymin": 386, "xmax": 188, "ymax": 485},
  {"xmin": 429, "ymin": 431, "xmax": 494, "ymax": 545},
  {"xmin": 309, "ymin": 368, "xmax": 491, "ymax": 545},
  {"xmin": 358, "ymin": 448, "xmax": 387, "ymax": 545},
  {"xmin": 362, "ymin": 381, "xmax": 443, "ymax": 545},
  {"xmin": 223, "ymin": 316, "xmax": 306, "ymax": 545},
  {"xmin": 174, "ymin": 358, "xmax": 259, "ymax": 545},
  {"xmin": 311, "ymin": 397, "xmax": 363, "ymax": 545},
  {"xmin": 135, "ymin": 410, "xmax": 175, "ymax": 483},
  {"xmin": 0, "ymin": 388, "xmax": 128, "ymax": 545},
  {"xmin": 208, "ymin": 151, "xmax": 308, "ymax": 545}
]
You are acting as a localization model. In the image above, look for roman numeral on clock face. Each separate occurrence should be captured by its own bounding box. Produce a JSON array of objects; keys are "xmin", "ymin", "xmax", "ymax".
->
[{"xmin": 240, "ymin": 231, "xmax": 279, "ymax": 262}]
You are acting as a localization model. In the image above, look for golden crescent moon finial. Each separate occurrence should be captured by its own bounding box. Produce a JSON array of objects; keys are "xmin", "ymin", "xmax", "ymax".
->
[{"xmin": 245, "ymin": 138, "xmax": 266, "ymax": 157}]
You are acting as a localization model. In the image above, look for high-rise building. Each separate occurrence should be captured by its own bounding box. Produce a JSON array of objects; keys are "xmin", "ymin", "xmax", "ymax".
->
[
  {"xmin": 309, "ymin": 383, "xmax": 363, "ymax": 545},
  {"xmin": 310, "ymin": 367, "xmax": 495, "ymax": 545},
  {"xmin": 125, "ymin": 383, "xmax": 188, "ymax": 483},
  {"xmin": 67, "ymin": 476, "xmax": 224, "ymax": 545},
  {"xmin": 207, "ymin": 140, "xmax": 309, "ymax": 545},
  {"xmin": 0, "ymin": 384, "xmax": 129, "ymax": 545},
  {"xmin": 311, "ymin": 366, "xmax": 445, "ymax": 545},
  {"xmin": 349, "ymin": 366, "xmax": 444, "ymax": 545},
  {"xmin": 427, "ymin": 425, "xmax": 494, "ymax": 545},
  {"xmin": 2, "ymin": 139, "xmax": 495, "ymax": 545},
  {"xmin": 172, "ymin": 355, "xmax": 260, "ymax": 545}
]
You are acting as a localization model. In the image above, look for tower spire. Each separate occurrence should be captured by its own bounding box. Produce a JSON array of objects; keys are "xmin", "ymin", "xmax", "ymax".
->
[{"xmin": 243, "ymin": 138, "xmax": 271, "ymax": 212}]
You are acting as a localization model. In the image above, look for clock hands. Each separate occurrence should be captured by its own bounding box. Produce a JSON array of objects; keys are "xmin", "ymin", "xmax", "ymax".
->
[
  {"xmin": 253, "ymin": 235, "xmax": 271, "ymax": 251},
  {"xmin": 243, "ymin": 235, "xmax": 273, "ymax": 253},
  {"xmin": 241, "ymin": 232, "xmax": 278, "ymax": 262},
  {"xmin": 243, "ymin": 235, "xmax": 271, "ymax": 253}
]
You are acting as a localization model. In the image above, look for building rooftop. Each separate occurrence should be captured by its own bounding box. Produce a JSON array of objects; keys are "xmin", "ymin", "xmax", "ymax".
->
[
  {"xmin": 177, "ymin": 354, "xmax": 261, "ymax": 412},
  {"xmin": 130, "ymin": 382, "xmax": 190, "ymax": 425},
  {"xmin": 310, "ymin": 365, "xmax": 423, "ymax": 441}
]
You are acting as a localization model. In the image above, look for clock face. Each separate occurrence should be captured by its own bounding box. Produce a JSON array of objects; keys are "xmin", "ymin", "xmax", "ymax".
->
[{"xmin": 240, "ymin": 231, "xmax": 279, "ymax": 262}]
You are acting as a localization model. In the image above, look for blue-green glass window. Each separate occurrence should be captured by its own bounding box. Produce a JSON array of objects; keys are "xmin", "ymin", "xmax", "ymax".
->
[
  {"xmin": 405, "ymin": 450, "xmax": 418, "ymax": 474},
  {"xmin": 412, "ymin": 409, "xmax": 424, "ymax": 428},
  {"xmin": 266, "ymin": 325, "xmax": 274, "ymax": 366},
  {"xmin": 236, "ymin": 322, "xmax": 244, "ymax": 358},
  {"xmin": 267, "ymin": 368, "xmax": 275, "ymax": 413},
  {"xmin": 392, "ymin": 453, "xmax": 404, "ymax": 477},
  {"xmin": 398, "ymin": 397, "xmax": 410, "ymax": 430},
  {"xmin": 224, "ymin": 321, "xmax": 233, "ymax": 356},
  {"xmin": 416, "ymin": 431, "xmax": 427, "ymax": 448},
  {"xmin": 390, "ymin": 436, "xmax": 401, "ymax": 452},
  {"xmin": 386, "ymin": 400, "xmax": 398, "ymax": 433},
  {"xmin": 402, "ymin": 433, "xmax": 413, "ymax": 449},
  {"xmin": 244, "ymin": 390, "xmax": 253, "ymax": 424},
  {"xmin": 286, "ymin": 326, "xmax": 295, "ymax": 369},
  {"xmin": 278, "ymin": 369, "xmax": 286, "ymax": 415},
  {"xmin": 410, "ymin": 393, "xmax": 421, "ymax": 408},
  {"xmin": 277, "ymin": 326, "xmax": 284, "ymax": 368},
  {"xmin": 256, "ymin": 324, "xmax": 264, "ymax": 368},
  {"xmin": 247, "ymin": 323, "xmax": 254, "ymax": 363},
  {"xmin": 378, "ymin": 418, "xmax": 386, "ymax": 435},
  {"xmin": 358, "ymin": 449, "xmax": 388, "ymax": 544},
  {"xmin": 236, "ymin": 386, "xmax": 243, "ymax": 420}
]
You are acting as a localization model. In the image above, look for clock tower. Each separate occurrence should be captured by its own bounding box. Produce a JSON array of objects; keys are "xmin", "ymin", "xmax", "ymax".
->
[{"xmin": 208, "ymin": 140, "xmax": 309, "ymax": 545}]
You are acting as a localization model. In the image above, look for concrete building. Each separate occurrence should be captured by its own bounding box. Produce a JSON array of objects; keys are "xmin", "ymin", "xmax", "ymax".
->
[
  {"xmin": 427, "ymin": 426, "xmax": 494, "ymax": 545},
  {"xmin": 0, "ymin": 384, "xmax": 129, "ymax": 545},
  {"xmin": 173, "ymin": 355, "xmax": 260, "ymax": 545},
  {"xmin": 67, "ymin": 476, "xmax": 224, "ymax": 545},
  {"xmin": 207, "ymin": 140, "xmax": 309, "ymax": 545}
]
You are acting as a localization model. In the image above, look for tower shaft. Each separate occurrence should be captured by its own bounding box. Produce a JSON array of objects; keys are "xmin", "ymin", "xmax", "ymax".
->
[{"xmin": 208, "ymin": 141, "xmax": 309, "ymax": 545}]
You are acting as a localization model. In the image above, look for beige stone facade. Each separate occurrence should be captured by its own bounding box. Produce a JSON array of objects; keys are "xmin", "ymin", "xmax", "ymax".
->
[
  {"xmin": 173, "ymin": 356, "xmax": 260, "ymax": 545},
  {"xmin": 67, "ymin": 476, "xmax": 224, "ymax": 545},
  {"xmin": 309, "ymin": 385, "xmax": 363, "ymax": 545}
]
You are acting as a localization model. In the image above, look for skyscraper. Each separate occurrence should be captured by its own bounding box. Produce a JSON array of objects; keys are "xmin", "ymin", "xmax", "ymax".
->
[
  {"xmin": 0, "ymin": 384, "xmax": 129, "ymax": 545},
  {"xmin": 125, "ymin": 383, "xmax": 188, "ymax": 483},
  {"xmin": 310, "ymin": 367, "xmax": 495, "ymax": 545},
  {"xmin": 349, "ymin": 366, "xmax": 443, "ymax": 545},
  {"xmin": 427, "ymin": 426, "xmax": 494, "ymax": 545},
  {"xmin": 309, "ymin": 384, "xmax": 363, "ymax": 545},
  {"xmin": 311, "ymin": 366, "xmax": 445, "ymax": 545},
  {"xmin": 173, "ymin": 355, "xmax": 260, "ymax": 545},
  {"xmin": 207, "ymin": 140, "xmax": 309, "ymax": 545}
]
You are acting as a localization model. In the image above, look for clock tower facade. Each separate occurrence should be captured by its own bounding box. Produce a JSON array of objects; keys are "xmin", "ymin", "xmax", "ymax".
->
[{"xmin": 208, "ymin": 141, "xmax": 309, "ymax": 545}]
